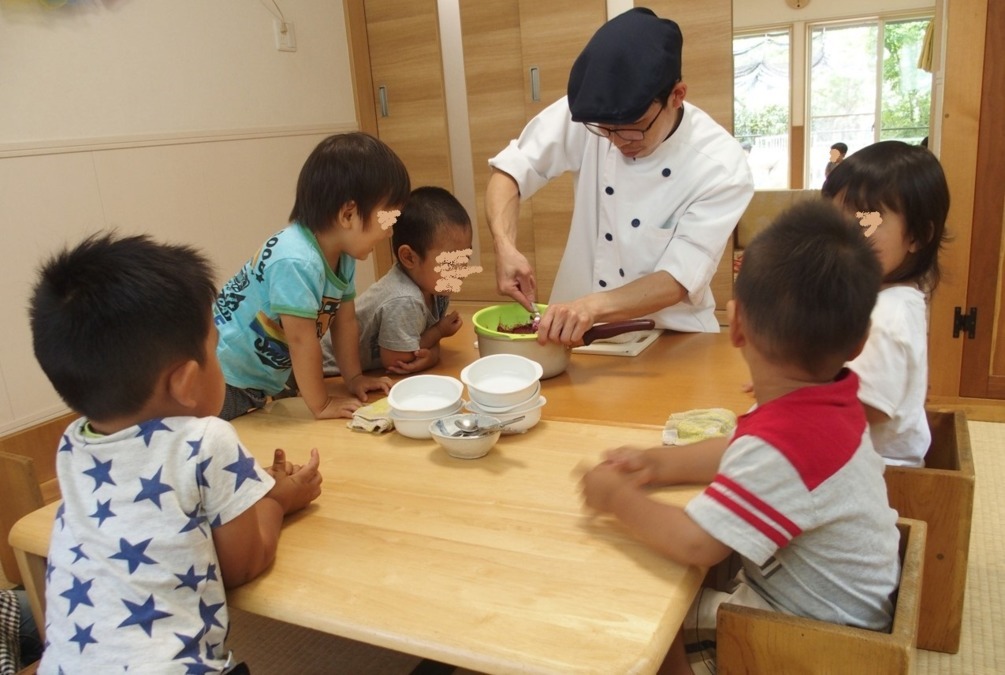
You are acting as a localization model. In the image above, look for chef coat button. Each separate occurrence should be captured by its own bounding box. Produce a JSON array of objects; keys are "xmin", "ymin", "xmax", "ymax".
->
[
  {"xmin": 605, "ymin": 186, "xmax": 614, "ymax": 195},
  {"xmin": 662, "ymin": 168, "xmax": 671, "ymax": 177},
  {"xmin": 619, "ymin": 268, "xmax": 625, "ymax": 277},
  {"xmin": 599, "ymin": 280, "xmax": 607, "ymax": 288},
  {"xmin": 631, "ymin": 218, "xmax": 640, "ymax": 227},
  {"xmin": 605, "ymin": 233, "xmax": 613, "ymax": 241}
]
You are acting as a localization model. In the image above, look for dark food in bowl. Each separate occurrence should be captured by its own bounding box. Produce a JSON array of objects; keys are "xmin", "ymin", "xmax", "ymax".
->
[{"xmin": 497, "ymin": 320, "xmax": 537, "ymax": 334}]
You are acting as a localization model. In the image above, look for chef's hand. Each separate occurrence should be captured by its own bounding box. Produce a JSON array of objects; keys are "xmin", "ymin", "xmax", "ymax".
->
[
  {"xmin": 537, "ymin": 299, "xmax": 596, "ymax": 346},
  {"xmin": 495, "ymin": 246, "xmax": 537, "ymax": 314}
]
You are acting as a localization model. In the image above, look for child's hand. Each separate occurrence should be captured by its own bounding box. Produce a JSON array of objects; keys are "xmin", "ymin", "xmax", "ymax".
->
[
  {"xmin": 437, "ymin": 311, "xmax": 463, "ymax": 339},
  {"xmin": 267, "ymin": 448, "xmax": 323, "ymax": 514},
  {"xmin": 387, "ymin": 349, "xmax": 434, "ymax": 374},
  {"xmin": 315, "ymin": 395, "xmax": 363, "ymax": 420},
  {"xmin": 347, "ymin": 374, "xmax": 392, "ymax": 403},
  {"xmin": 580, "ymin": 461, "xmax": 638, "ymax": 514},
  {"xmin": 602, "ymin": 446, "xmax": 656, "ymax": 486}
]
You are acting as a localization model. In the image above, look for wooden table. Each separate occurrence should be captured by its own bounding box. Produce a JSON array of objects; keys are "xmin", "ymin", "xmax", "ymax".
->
[
  {"xmin": 10, "ymin": 404, "xmax": 706, "ymax": 674},
  {"xmin": 366, "ymin": 301, "xmax": 754, "ymax": 427}
]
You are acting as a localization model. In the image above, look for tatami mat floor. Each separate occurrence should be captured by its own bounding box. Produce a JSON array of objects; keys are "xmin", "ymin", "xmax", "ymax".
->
[{"xmin": 6, "ymin": 421, "xmax": 1003, "ymax": 674}]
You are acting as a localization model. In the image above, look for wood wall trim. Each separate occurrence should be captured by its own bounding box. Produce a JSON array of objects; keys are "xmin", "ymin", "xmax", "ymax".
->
[
  {"xmin": 0, "ymin": 124, "xmax": 356, "ymax": 159},
  {"xmin": 790, "ymin": 125, "xmax": 805, "ymax": 189},
  {"xmin": 927, "ymin": 0, "xmax": 988, "ymax": 398},
  {"xmin": 959, "ymin": 0, "xmax": 1005, "ymax": 398}
]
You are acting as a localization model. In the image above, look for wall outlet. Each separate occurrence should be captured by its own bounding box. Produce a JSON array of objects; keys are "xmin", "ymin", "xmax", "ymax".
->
[{"xmin": 274, "ymin": 19, "xmax": 297, "ymax": 52}]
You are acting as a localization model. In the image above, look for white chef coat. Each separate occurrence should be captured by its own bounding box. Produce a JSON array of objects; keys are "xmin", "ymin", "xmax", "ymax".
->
[{"xmin": 490, "ymin": 96, "xmax": 754, "ymax": 332}]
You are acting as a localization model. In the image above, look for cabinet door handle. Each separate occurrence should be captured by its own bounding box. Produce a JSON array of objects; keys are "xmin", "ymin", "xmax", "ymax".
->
[
  {"xmin": 378, "ymin": 85, "xmax": 389, "ymax": 117},
  {"xmin": 529, "ymin": 67, "xmax": 540, "ymax": 102}
]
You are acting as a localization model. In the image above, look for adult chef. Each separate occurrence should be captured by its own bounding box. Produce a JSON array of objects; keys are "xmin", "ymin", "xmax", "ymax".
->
[{"xmin": 486, "ymin": 7, "xmax": 754, "ymax": 344}]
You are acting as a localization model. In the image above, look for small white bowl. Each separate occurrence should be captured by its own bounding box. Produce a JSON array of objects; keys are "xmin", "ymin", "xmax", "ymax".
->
[
  {"xmin": 460, "ymin": 354, "xmax": 543, "ymax": 409},
  {"xmin": 465, "ymin": 396, "xmax": 546, "ymax": 434},
  {"xmin": 465, "ymin": 382, "xmax": 541, "ymax": 414},
  {"xmin": 388, "ymin": 375, "xmax": 463, "ymax": 417},
  {"xmin": 429, "ymin": 414, "xmax": 502, "ymax": 459},
  {"xmin": 390, "ymin": 401, "xmax": 463, "ymax": 439}
]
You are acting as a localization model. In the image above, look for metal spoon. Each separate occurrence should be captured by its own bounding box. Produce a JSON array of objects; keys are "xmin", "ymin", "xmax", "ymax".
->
[{"xmin": 452, "ymin": 416, "xmax": 526, "ymax": 436}]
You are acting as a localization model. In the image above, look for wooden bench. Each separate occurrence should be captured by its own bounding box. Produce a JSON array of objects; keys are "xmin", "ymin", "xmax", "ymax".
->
[
  {"xmin": 717, "ymin": 517, "xmax": 926, "ymax": 674},
  {"xmin": 884, "ymin": 408, "xmax": 975, "ymax": 653},
  {"xmin": 0, "ymin": 414, "xmax": 72, "ymax": 585}
]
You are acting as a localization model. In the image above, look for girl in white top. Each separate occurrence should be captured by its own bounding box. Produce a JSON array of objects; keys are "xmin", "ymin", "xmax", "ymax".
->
[{"xmin": 823, "ymin": 140, "xmax": 950, "ymax": 466}]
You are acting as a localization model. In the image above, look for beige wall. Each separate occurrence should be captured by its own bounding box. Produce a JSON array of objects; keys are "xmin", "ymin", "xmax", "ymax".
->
[{"xmin": 0, "ymin": 0, "xmax": 360, "ymax": 434}]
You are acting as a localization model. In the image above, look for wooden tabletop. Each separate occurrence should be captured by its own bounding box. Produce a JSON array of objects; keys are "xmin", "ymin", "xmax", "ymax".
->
[
  {"xmin": 11, "ymin": 408, "xmax": 704, "ymax": 674},
  {"xmin": 11, "ymin": 301, "xmax": 744, "ymax": 672}
]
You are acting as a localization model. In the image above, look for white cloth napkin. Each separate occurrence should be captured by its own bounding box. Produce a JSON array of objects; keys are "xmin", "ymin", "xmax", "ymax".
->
[
  {"xmin": 662, "ymin": 408, "xmax": 737, "ymax": 446},
  {"xmin": 347, "ymin": 397, "xmax": 394, "ymax": 434}
]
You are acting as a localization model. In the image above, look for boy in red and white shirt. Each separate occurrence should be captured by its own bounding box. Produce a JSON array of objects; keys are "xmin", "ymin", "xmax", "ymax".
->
[{"xmin": 581, "ymin": 200, "xmax": 901, "ymax": 674}]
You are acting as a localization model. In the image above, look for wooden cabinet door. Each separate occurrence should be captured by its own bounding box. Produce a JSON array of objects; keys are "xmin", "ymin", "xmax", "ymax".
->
[
  {"xmin": 960, "ymin": 0, "xmax": 1005, "ymax": 399},
  {"xmin": 456, "ymin": 0, "xmax": 605, "ymax": 303},
  {"xmin": 455, "ymin": 0, "xmax": 531, "ymax": 301},
  {"xmin": 366, "ymin": 0, "xmax": 453, "ymax": 191},
  {"xmin": 364, "ymin": 0, "xmax": 453, "ymax": 275},
  {"xmin": 519, "ymin": 0, "xmax": 607, "ymax": 303}
]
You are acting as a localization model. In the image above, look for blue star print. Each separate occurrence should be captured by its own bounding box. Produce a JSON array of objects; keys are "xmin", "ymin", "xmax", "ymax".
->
[
  {"xmin": 135, "ymin": 467, "xmax": 174, "ymax": 509},
  {"xmin": 59, "ymin": 434, "xmax": 73, "ymax": 453},
  {"xmin": 172, "ymin": 630, "xmax": 205, "ymax": 660},
  {"xmin": 223, "ymin": 446, "xmax": 261, "ymax": 491},
  {"xmin": 59, "ymin": 576, "xmax": 94, "ymax": 615},
  {"xmin": 69, "ymin": 622, "xmax": 98, "ymax": 653},
  {"xmin": 195, "ymin": 458, "xmax": 212, "ymax": 490},
  {"xmin": 109, "ymin": 537, "xmax": 157, "ymax": 574},
  {"xmin": 174, "ymin": 565, "xmax": 203, "ymax": 592},
  {"xmin": 83, "ymin": 457, "xmax": 116, "ymax": 492},
  {"xmin": 198, "ymin": 598, "xmax": 225, "ymax": 632},
  {"xmin": 184, "ymin": 662, "xmax": 218, "ymax": 675},
  {"xmin": 204, "ymin": 564, "xmax": 218, "ymax": 582},
  {"xmin": 89, "ymin": 499, "xmax": 116, "ymax": 527},
  {"xmin": 69, "ymin": 544, "xmax": 89, "ymax": 563},
  {"xmin": 55, "ymin": 503, "xmax": 66, "ymax": 530},
  {"xmin": 118, "ymin": 594, "xmax": 173, "ymax": 636},
  {"xmin": 179, "ymin": 506, "xmax": 207, "ymax": 537},
  {"xmin": 187, "ymin": 437, "xmax": 203, "ymax": 459},
  {"xmin": 136, "ymin": 418, "xmax": 172, "ymax": 446}
]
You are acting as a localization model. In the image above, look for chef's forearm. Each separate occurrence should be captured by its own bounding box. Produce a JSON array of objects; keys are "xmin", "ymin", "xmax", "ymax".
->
[
  {"xmin": 486, "ymin": 170, "xmax": 522, "ymax": 252},
  {"xmin": 590, "ymin": 271, "xmax": 688, "ymax": 322}
]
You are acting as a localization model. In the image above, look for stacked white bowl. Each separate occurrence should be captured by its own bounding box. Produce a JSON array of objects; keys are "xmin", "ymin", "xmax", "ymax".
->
[
  {"xmin": 387, "ymin": 375, "xmax": 464, "ymax": 439},
  {"xmin": 460, "ymin": 354, "xmax": 546, "ymax": 434}
]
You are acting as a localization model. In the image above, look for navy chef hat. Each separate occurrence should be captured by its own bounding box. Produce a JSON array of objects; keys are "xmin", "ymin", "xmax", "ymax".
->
[{"xmin": 567, "ymin": 8, "xmax": 683, "ymax": 125}]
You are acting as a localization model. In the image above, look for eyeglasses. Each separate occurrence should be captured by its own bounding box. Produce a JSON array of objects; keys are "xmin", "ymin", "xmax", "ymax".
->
[{"xmin": 584, "ymin": 102, "xmax": 666, "ymax": 141}]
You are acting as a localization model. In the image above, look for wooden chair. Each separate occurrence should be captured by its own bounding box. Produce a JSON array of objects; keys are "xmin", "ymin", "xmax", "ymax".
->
[
  {"xmin": 884, "ymin": 409, "xmax": 975, "ymax": 653},
  {"xmin": 0, "ymin": 414, "xmax": 71, "ymax": 584},
  {"xmin": 716, "ymin": 517, "xmax": 926, "ymax": 675}
]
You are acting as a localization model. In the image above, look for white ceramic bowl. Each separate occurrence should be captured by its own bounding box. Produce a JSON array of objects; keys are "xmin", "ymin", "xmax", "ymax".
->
[
  {"xmin": 387, "ymin": 375, "xmax": 464, "ymax": 418},
  {"xmin": 429, "ymin": 414, "xmax": 502, "ymax": 459},
  {"xmin": 390, "ymin": 400, "xmax": 463, "ymax": 439},
  {"xmin": 460, "ymin": 354, "xmax": 543, "ymax": 409},
  {"xmin": 464, "ymin": 382, "xmax": 541, "ymax": 414},
  {"xmin": 465, "ymin": 395, "xmax": 546, "ymax": 434}
]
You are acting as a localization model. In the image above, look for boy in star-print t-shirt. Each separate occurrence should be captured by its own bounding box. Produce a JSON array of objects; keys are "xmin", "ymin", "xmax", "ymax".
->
[{"xmin": 29, "ymin": 233, "xmax": 323, "ymax": 674}]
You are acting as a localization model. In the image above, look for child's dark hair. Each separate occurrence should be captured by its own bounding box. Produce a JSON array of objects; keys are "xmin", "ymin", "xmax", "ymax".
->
[
  {"xmin": 822, "ymin": 140, "xmax": 949, "ymax": 290},
  {"xmin": 392, "ymin": 186, "xmax": 472, "ymax": 260},
  {"xmin": 830, "ymin": 142, "xmax": 848, "ymax": 156},
  {"xmin": 289, "ymin": 132, "xmax": 411, "ymax": 234},
  {"xmin": 735, "ymin": 200, "xmax": 882, "ymax": 379},
  {"xmin": 29, "ymin": 232, "xmax": 218, "ymax": 421}
]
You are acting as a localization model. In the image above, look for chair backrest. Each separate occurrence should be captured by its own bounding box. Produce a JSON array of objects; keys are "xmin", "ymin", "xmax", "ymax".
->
[
  {"xmin": 716, "ymin": 517, "xmax": 927, "ymax": 674},
  {"xmin": 0, "ymin": 452, "xmax": 45, "ymax": 585}
]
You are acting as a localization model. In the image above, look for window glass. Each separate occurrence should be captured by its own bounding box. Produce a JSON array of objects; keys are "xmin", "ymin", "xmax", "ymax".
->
[
  {"xmin": 881, "ymin": 19, "xmax": 932, "ymax": 142},
  {"xmin": 733, "ymin": 30, "xmax": 790, "ymax": 189},
  {"xmin": 808, "ymin": 23, "xmax": 877, "ymax": 189}
]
